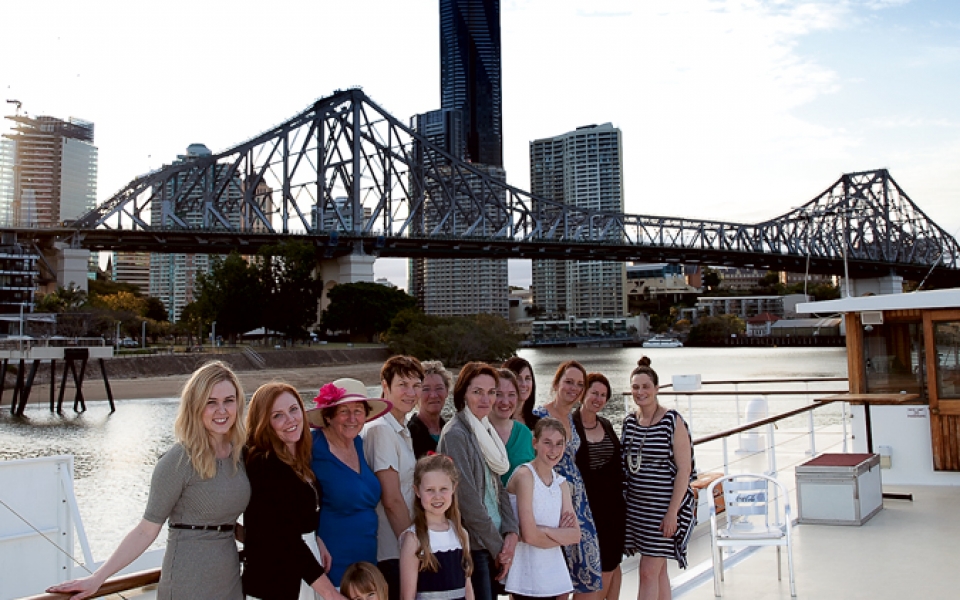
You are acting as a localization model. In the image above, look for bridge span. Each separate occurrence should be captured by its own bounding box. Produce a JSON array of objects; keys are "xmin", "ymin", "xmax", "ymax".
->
[{"xmin": 10, "ymin": 88, "xmax": 960, "ymax": 287}]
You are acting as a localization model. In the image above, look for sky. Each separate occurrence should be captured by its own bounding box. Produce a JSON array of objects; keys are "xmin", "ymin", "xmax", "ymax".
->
[{"xmin": 2, "ymin": 0, "xmax": 959, "ymax": 290}]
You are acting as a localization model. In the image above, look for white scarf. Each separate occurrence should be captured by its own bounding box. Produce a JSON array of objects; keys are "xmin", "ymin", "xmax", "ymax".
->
[{"xmin": 462, "ymin": 408, "xmax": 510, "ymax": 476}]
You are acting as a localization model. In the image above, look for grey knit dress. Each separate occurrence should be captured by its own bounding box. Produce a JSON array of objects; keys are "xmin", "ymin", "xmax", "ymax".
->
[{"xmin": 144, "ymin": 443, "xmax": 251, "ymax": 599}]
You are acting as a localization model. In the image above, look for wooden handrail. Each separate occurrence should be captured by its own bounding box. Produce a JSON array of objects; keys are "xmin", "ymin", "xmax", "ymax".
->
[
  {"xmin": 692, "ymin": 398, "xmax": 839, "ymax": 445},
  {"xmin": 24, "ymin": 568, "xmax": 161, "ymax": 600}
]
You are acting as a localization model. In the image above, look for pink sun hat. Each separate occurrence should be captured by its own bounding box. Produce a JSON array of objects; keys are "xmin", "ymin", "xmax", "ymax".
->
[{"xmin": 306, "ymin": 378, "xmax": 392, "ymax": 428}]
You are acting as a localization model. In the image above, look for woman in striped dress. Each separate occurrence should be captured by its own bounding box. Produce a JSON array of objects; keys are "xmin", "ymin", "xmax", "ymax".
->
[{"xmin": 621, "ymin": 357, "xmax": 696, "ymax": 600}]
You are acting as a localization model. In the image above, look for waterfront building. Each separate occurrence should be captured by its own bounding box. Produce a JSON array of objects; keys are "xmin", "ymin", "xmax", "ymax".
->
[
  {"xmin": 149, "ymin": 144, "xmax": 242, "ymax": 323},
  {"xmin": 529, "ymin": 314, "xmax": 648, "ymax": 344},
  {"xmin": 440, "ymin": 0, "xmax": 502, "ymax": 167},
  {"xmin": 696, "ymin": 293, "xmax": 810, "ymax": 319},
  {"xmin": 0, "ymin": 115, "xmax": 97, "ymax": 228},
  {"xmin": 530, "ymin": 123, "xmax": 626, "ymax": 318},
  {"xmin": 626, "ymin": 262, "xmax": 701, "ymax": 313},
  {"xmin": 0, "ymin": 233, "xmax": 39, "ymax": 317},
  {"xmin": 713, "ymin": 267, "xmax": 769, "ymax": 291}
]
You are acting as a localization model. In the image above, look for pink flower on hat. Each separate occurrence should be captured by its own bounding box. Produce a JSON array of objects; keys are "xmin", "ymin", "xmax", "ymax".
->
[{"xmin": 314, "ymin": 383, "xmax": 347, "ymax": 408}]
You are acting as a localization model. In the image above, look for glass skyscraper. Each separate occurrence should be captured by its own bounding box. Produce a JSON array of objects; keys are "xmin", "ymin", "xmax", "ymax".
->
[{"xmin": 440, "ymin": 0, "xmax": 502, "ymax": 167}]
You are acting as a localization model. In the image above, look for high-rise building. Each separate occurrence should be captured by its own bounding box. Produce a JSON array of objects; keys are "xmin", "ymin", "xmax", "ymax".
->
[
  {"xmin": 409, "ymin": 163, "xmax": 509, "ymax": 317},
  {"xmin": 0, "ymin": 115, "xmax": 97, "ymax": 227},
  {"xmin": 530, "ymin": 123, "xmax": 626, "ymax": 318},
  {"xmin": 440, "ymin": 0, "xmax": 502, "ymax": 167},
  {"xmin": 113, "ymin": 251, "xmax": 151, "ymax": 294},
  {"xmin": 149, "ymin": 144, "xmax": 242, "ymax": 322},
  {"xmin": 406, "ymin": 0, "xmax": 509, "ymax": 316},
  {"xmin": 408, "ymin": 107, "xmax": 509, "ymax": 316}
]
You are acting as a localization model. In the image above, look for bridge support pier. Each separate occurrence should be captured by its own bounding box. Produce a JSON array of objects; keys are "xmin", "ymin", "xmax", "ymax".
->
[
  {"xmin": 316, "ymin": 253, "xmax": 376, "ymax": 317},
  {"xmin": 41, "ymin": 243, "xmax": 91, "ymax": 293}
]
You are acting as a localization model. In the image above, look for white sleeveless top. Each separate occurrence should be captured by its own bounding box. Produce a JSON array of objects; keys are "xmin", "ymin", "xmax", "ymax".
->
[{"xmin": 504, "ymin": 463, "xmax": 574, "ymax": 596}]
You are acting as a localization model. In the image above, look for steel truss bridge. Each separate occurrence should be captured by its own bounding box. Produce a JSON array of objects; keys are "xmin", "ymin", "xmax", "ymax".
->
[{"xmin": 21, "ymin": 88, "xmax": 960, "ymax": 285}]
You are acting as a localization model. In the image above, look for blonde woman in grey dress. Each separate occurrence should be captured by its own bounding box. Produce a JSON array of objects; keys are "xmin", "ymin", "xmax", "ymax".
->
[{"xmin": 47, "ymin": 361, "xmax": 251, "ymax": 600}]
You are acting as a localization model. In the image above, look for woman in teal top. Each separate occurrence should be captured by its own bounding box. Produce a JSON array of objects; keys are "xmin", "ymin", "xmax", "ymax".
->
[{"xmin": 490, "ymin": 368, "xmax": 535, "ymax": 485}]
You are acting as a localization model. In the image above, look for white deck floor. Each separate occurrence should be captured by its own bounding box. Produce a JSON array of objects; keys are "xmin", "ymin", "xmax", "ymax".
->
[{"xmin": 616, "ymin": 484, "xmax": 960, "ymax": 600}]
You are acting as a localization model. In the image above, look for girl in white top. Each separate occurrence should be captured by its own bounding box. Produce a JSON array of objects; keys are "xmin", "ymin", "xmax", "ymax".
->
[{"xmin": 505, "ymin": 417, "xmax": 581, "ymax": 599}]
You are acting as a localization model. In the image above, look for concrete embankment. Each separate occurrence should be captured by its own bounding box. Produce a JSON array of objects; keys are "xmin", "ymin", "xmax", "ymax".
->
[{"xmin": 3, "ymin": 346, "xmax": 391, "ymax": 386}]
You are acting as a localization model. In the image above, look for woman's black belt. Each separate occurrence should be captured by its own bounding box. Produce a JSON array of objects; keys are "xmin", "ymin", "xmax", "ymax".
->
[{"xmin": 169, "ymin": 523, "xmax": 235, "ymax": 532}]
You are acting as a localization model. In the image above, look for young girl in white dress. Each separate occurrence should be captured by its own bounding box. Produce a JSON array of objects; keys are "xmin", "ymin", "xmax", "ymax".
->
[
  {"xmin": 505, "ymin": 417, "xmax": 581, "ymax": 600},
  {"xmin": 399, "ymin": 454, "xmax": 475, "ymax": 600}
]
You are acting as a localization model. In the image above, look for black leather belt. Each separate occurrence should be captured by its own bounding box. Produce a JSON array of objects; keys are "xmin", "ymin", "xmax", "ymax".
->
[{"xmin": 169, "ymin": 523, "xmax": 234, "ymax": 532}]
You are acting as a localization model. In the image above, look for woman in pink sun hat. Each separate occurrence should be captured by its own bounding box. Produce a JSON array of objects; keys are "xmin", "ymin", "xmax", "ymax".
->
[{"xmin": 308, "ymin": 378, "xmax": 392, "ymax": 585}]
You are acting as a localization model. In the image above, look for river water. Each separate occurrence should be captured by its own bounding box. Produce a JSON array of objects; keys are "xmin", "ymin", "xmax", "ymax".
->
[{"xmin": 0, "ymin": 346, "xmax": 847, "ymax": 559}]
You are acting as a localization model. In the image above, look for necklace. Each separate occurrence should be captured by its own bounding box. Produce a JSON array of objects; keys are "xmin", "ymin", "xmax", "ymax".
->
[
  {"xmin": 308, "ymin": 480, "xmax": 320, "ymax": 513},
  {"xmin": 583, "ymin": 419, "xmax": 600, "ymax": 431},
  {"xmin": 626, "ymin": 406, "xmax": 662, "ymax": 474}
]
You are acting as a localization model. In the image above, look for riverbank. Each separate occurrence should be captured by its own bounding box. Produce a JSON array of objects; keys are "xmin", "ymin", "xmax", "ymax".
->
[{"xmin": 1, "ymin": 346, "xmax": 391, "ymax": 404}]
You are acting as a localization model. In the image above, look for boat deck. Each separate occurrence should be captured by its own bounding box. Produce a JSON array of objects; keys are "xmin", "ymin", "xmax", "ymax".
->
[{"xmin": 616, "ymin": 483, "xmax": 960, "ymax": 599}]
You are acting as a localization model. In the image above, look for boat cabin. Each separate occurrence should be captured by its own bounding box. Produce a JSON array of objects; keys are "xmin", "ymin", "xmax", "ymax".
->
[{"xmin": 798, "ymin": 288, "xmax": 960, "ymax": 482}]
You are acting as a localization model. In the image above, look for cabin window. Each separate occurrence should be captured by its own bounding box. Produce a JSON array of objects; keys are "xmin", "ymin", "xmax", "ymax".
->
[
  {"xmin": 862, "ymin": 321, "xmax": 925, "ymax": 397},
  {"xmin": 933, "ymin": 321, "xmax": 960, "ymax": 400}
]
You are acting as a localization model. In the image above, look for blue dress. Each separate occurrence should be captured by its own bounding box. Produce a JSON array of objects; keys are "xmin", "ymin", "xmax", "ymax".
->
[
  {"xmin": 311, "ymin": 431, "xmax": 382, "ymax": 585},
  {"xmin": 532, "ymin": 406, "xmax": 602, "ymax": 593}
]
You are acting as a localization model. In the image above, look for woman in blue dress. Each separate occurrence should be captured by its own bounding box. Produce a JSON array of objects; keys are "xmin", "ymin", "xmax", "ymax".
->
[
  {"xmin": 310, "ymin": 378, "xmax": 393, "ymax": 585},
  {"xmin": 532, "ymin": 360, "xmax": 603, "ymax": 597}
]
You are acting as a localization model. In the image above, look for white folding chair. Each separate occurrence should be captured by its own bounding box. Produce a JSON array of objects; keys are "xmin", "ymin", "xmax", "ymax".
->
[{"xmin": 707, "ymin": 473, "xmax": 796, "ymax": 597}]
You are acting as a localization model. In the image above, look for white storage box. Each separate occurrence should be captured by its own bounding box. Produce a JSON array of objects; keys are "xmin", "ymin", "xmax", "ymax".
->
[{"xmin": 795, "ymin": 453, "xmax": 883, "ymax": 526}]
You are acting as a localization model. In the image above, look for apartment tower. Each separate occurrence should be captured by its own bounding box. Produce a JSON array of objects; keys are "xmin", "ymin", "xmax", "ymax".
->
[
  {"xmin": 408, "ymin": 0, "xmax": 508, "ymax": 317},
  {"xmin": 0, "ymin": 114, "xmax": 98, "ymax": 227},
  {"xmin": 530, "ymin": 123, "xmax": 626, "ymax": 318}
]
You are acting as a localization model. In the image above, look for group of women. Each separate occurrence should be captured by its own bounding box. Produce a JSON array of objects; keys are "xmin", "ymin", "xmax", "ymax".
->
[{"xmin": 48, "ymin": 354, "xmax": 695, "ymax": 600}]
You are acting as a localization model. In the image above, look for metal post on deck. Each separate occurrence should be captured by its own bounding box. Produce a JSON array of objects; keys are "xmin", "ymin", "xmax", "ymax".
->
[
  {"xmin": 766, "ymin": 422, "xmax": 778, "ymax": 477},
  {"xmin": 808, "ymin": 411, "xmax": 817, "ymax": 456}
]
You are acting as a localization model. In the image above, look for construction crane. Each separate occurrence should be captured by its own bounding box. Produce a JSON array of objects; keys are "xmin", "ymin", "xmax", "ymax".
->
[{"xmin": 6, "ymin": 99, "xmax": 22, "ymax": 116}]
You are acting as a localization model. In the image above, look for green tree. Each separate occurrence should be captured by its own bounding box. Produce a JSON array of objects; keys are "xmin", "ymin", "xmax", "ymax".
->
[
  {"xmin": 701, "ymin": 267, "xmax": 721, "ymax": 292},
  {"xmin": 258, "ymin": 241, "xmax": 323, "ymax": 340},
  {"xmin": 384, "ymin": 310, "xmax": 521, "ymax": 365},
  {"xmin": 94, "ymin": 291, "xmax": 148, "ymax": 315},
  {"xmin": 687, "ymin": 314, "xmax": 746, "ymax": 345},
  {"xmin": 320, "ymin": 282, "xmax": 417, "ymax": 342},
  {"xmin": 144, "ymin": 297, "xmax": 169, "ymax": 322},
  {"xmin": 193, "ymin": 252, "xmax": 264, "ymax": 341},
  {"xmin": 35, "ymin": 284, "xmax": 88, "ymax": 313}
]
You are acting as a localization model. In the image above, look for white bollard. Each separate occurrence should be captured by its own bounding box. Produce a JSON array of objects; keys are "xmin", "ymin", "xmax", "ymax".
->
[{"xmin": 739, "ymin": 397, "xmax": 769, "ymax": 453}]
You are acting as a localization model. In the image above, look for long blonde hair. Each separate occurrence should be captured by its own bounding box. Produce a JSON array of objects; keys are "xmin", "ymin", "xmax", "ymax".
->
[
  {"xmin": 412, "ymin": 454, "xmax": 473, "ymax": 576},
  {"xmin": 246, "ymin": 382, "xmax": 314, "ymax": 482},
  {"xmin": 341, "ymin": 561, "xmax": 388, "ymax": 600},
  {"xmin": 174, "ymin": 361, "xmax": 246, "ymax": 478}
]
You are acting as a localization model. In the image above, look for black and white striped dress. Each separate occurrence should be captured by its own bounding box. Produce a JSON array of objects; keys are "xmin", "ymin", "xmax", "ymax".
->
[{"xmin": 621, "ymin": 409, "xmax": 696, "ymax": 568}]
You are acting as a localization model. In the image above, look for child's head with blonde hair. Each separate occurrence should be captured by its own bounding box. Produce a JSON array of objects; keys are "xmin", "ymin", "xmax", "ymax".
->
[{"xmin": 341, "ymin": 562, "xmax": 388, "ymax": 600}]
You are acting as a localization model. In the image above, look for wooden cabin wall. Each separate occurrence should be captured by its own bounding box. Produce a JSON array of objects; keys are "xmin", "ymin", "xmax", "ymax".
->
[{"xmin": 846, "ymin": 312, "xmax": 865, "ymax": 393}]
